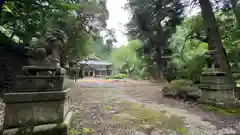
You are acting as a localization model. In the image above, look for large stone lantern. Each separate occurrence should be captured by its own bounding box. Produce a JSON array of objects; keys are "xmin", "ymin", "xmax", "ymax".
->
[{"xmin": 2, "ymin": 29, "xmax": 73, "ymax": 135}]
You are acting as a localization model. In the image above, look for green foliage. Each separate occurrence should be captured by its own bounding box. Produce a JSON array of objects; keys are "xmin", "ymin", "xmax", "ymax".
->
[
  {"xmin": 116, "ymin": 0, "xmax": 240, "ymax": 83},
  {"xmin": 200, "ymin": 104, "xmax": 240, "ymax": 116},
  {"xmin": 113, "ymin": 101, "xmax": 186, "ymax": 134},
  {"xmin": 122, "ymin": 0, "xmax": 240, "ymax": 82},
  {"xmin": 90, "ymin": 30, "xmax": 117, "ymax": 61},
  {"xmin": 106, "ymin": 73, "xmax": 128, "ymax": 79},
  {"xmin": 167, "ymin": 10, "xmax": 240, "ymax": 83},
  {"xmin": 0, "ymin": 0, "xmax": 109, "ymax": 62},
  {"xmin": 111, "ymin": 40, "xmax": 143, "ymax": 76},
  {"xmin": 168, "ymin": 24, "xmax": 208, "ymax": 82},
  {"xmin": 125, "ymin": 0, "xmax": 185, "ymax": 80},
  {"xmin": 162, "ymin": 79, "xmax": 201, "ymax": 99},
  {"xmin": 2, "ymin": 4, "xmax": 15, "ymax": 16},
  {"xmin": 68, "ymin": 127, "xmax": 93, "ymax": 135},
  {"xmin": 167, "ymin": 79, "xmax": 193, "ymax": 89},
  {"xmin": 216, "ymin": 12, "xmax": 240, "ymax": 74}
]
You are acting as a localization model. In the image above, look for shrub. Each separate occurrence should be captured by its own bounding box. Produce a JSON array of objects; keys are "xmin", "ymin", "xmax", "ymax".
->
[
  {"xmin": 162, "ymin": 79, "xmax": 200, "ymax": 100},
  {"xmin": 106, "ymin": 73, "xmax": 128, "ymax": 79},
  {"xmin": 167, "ymin": 79, "xmax": 193, "ymax": 89}
]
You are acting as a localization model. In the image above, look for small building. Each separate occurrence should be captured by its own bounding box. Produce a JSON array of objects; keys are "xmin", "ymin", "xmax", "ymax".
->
[{"xmin": 78, "ymin": 58, "xmax": 113, "ymax": 77}]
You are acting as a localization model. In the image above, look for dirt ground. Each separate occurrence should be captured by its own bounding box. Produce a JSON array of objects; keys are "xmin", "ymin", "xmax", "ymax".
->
[{"xmin": 69, "ymin": 78, "xmax": 240, "ymax": 135}]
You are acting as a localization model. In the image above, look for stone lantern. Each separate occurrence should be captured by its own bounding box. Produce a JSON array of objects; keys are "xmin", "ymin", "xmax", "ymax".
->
[
  {"xmin": 2, "ymin": 29, "xmax": 73, "ymax": 135},
  {"xmin": 198, "ymin": 51, "xmax": 236, "ymax": 105}
]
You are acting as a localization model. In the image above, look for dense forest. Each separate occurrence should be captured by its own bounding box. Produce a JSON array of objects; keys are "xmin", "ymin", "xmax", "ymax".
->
[
  {"xmin": 0, "ymin": 0, "xmax": 115, "ymax": 61},
  {"xmin": 2, "ymin": 1, "xmax": 240, "ymax": 134},
  {"xmin": 1, "ymin": 0, "xmax": 240, "ymax": 85},
  {"xmin": 111, "ymin": 0, "xmax": 240, "ymax": 84}
]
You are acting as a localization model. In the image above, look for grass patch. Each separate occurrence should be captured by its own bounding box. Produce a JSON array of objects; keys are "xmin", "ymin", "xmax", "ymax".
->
[
  {"xmin": 200, "ymin": 104, "xmax": 240, "ymax": 116},
  {"xmin": 106, "ymin": 73, "xmax": 128, "ymax": 79},
  {"xmin": 103, "ymin": 105, "xmax": 114, "ymax": 111},
  {"xmin": 68, "ymin": 127, "xmax": 93, "ymax": 135},
  {"xmin": 162, "ymin": 79, "xmax": 194, "ymax": 94},
  {"xmin": 167, "ymin": 79, "xmax": 193, "ymax": 89},
  {"xmin": 162, "ymin": 79, "xmax": 200, "ymax": 99},
  {"xmin": 112, "ymin": 101, "xmax": 188, "ymax": 134}
]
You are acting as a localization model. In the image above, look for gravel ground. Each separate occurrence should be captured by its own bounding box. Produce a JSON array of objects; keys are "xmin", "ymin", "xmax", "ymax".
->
[
  {"xmin": 0, "ymin": 79, "xmax": 239, "ymax": 135},
  {"xmin": 70, "ymin": 79, "xmax": 240, "ymax": 135}
]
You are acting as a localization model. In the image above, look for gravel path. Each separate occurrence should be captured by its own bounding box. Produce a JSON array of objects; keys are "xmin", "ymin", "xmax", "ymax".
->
[
  {"xmin": 70, "ymin": 79, "xmax": 240, "ymax": 135},
  {"xmin": 0, "ymin": 78, "xmax": 239, "ymax": 135}
]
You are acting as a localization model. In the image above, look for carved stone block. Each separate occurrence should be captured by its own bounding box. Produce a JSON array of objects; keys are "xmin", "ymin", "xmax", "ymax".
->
[
  {"xmin": 22, "ymin": 66, "xmax": 66, "ymax": 76},
  {"xmin": 198, "ymin": 84, "xmax": 235, "ymax": 91},
  {"xmin": 13, "ymin": 75, "xmax": 64, "ymax": 92},
  {"xmin": 3, "ymin": 89, "xmax": 72, "ymax": 129},
  {"xmin": 199, "ymin": 68, "xmax": 235, "ymax": 102},
  {"xmin": 200, "ymin": 76, "xmax": 229, "ymax": 85},
  {"xmin": 199, "ymin": 90, "xmax": 235, "ymax": 102}
]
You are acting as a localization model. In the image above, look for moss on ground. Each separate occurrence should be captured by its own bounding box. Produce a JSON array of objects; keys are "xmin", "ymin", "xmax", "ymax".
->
[
  {"xmin": 162, "ymin": 79, "xmax": 201, "ymax": 100},
  {"xmin": 104, "ymin": 105, "xmax": 114, "ymax": 111},
  {"xmin": 111, "ymin": 101, "xmax": 188, "ymax": 135},
  {"xmin": 200, "ymin": 104, "xmax": 240, "ymax": 116},
  {"xmin": 68, "ymin": 127, "xmax": 95, "ymax": 135},
  {"xmin": 167, "ymin": 79, "xmax": 193, "ymax": 89}
]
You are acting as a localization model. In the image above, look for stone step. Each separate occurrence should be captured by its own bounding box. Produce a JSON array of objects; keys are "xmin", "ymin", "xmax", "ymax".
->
[
  {"xmin": 200, "ymin": 79, "xmax": 229, "ymax": 85},
  {"xmin": 13, "ymin": 75, "xmax": 64, "ymax": 92},
  {"xmin": 199, "ymin": 84, "xmax": 235, "ymax": 90},
  {"xmin": 4, "ymin": 88, "xmax": 71, "ymax": 103}
]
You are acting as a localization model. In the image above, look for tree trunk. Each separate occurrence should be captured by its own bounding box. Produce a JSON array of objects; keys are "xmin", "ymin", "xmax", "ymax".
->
[
  {"xmin": 199, "ymin": 0, "xmax": 234, "ymax": 84},
  {"xmin": 155, "ymin": 48, "xmax": 167, "ymax": 81},
  {"xmin": 231, "ymin": 0, "xmax": 240, "ymax": 25}
]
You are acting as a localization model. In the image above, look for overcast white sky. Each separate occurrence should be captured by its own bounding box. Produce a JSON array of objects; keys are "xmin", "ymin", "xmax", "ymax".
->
[
  {"xmin": 106, "ymin": 0, "xmax": 129, "ymax": 47},
  {"xmin": 106, "ymin": 0, "xmax": 200, "ymax": 48}
]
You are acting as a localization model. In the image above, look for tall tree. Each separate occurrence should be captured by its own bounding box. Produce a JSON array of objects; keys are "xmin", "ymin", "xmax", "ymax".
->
[
  {"xmin": 105, "ymin": 28, "xmax": 117, "ymax": 54},
  {"xmin": 126, "ymin": 0, "xmax": 184, "ymax": 79},
  {"xmin": 218, "ymin": 0, "xmax": 240, "ymax": 25},
  {"xmin": 230, "ymin": 0, "xmax": 240, "ymax": 25},
  {"xmin": 1, "ymin": 0, "xmax": 109, "ymax": 62},
  {"xmin": 111, "ymin": 40, "xmax": 142, "ymax": 76},
  {"xmin": 198, "ymin": 0, "xmax": 234, "ymax": 83}
]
